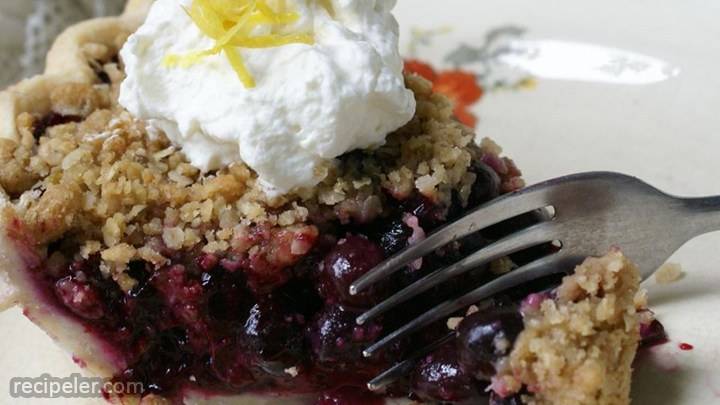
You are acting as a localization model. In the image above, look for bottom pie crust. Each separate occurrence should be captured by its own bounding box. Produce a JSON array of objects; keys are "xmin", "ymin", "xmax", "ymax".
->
[{"xmin": 0, "ymin": 209, "xmax": 127, "ymax": 378}]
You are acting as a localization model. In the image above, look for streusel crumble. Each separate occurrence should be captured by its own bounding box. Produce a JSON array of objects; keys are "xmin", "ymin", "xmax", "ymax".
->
[
  {"xmin": 490, "ymin": 250, "xmax": 644, "ymax": 405},
  {"xmin": 1, "ymin": 64, "xmax": 521, "ymax": 295}
]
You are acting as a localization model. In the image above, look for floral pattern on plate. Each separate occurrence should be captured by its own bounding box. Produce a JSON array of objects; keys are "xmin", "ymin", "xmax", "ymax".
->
[{"xmin": 403, "ymin": 26, "xmax": 535, "ymax": 128}]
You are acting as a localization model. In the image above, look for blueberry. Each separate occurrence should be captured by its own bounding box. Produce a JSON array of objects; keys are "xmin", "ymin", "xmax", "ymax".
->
[
  {"xmin": 411, "ymin": 342, "xmax": 479, "ymax": 402},
  {"xmin": 127, "ymin": 260, "xmax": 152, "ymax": 289},
  {"xmin": 319, "ymin": 235, "xmax": 385, "ymax": 307},
  {"xmin": 203, "ymin": 269, "xmax": 253, "ymax": 324},
  {"xmin": 273, "ymin": 278, "xmax": 324, "ymax": 320},
  {"xmin": 208, "ymin": 343, "xmax": 254, "ymax": 389},
  {"xmin": 376, "ymin": 219, "xmax": 413, "ymax": 256},
  {"xmin": 54, "ymin": 256, "xmax": 125, "ymax": 322},
  {"xmin": 640, "ymin": 318, "xmax": 668, "ymax": 348},
  {"xmin": 241, "ymin": 298, "xmax": 306, "ymax": 376},
  {"xmin": 457, "ymin": 310, "xmax": 524, "ymax": 380},
  {"xmin": 119, "ymin": 327, "xmax": 193, "ymax": 394},
  {"xmin": 55, "ymin": 276, "xmax": 105, "ymax": 320},
  {"xmin": 468, "ymin": 162, "xmax": 501, "ymax": 208},
  {"xmin": 307, "ymin": 305, "xmax": 383, "ymax": 370},
  {"xmin": 401, "ymin": 196, "xmax": 449, "ymax": 230}
]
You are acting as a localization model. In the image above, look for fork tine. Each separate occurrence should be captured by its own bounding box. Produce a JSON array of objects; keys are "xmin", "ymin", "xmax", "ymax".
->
[
  {"xmin": 356, "ymin": 222, "xmax": 556, "ymax": 325},
  {"xmin": 362, "ymin": 252, "xmax": 568, "ymax": 358},
  {"xmin": 350, "ymin": 187, "xmax": 553, "ymax": 296},
  {"xmin": 367, "ymin": 332, "xmax": 455, "ymax": 391}
]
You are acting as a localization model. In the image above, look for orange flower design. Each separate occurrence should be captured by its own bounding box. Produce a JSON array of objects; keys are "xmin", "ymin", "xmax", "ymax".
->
[{"xmin": 404, "ymin": 59, "xmax": 483, "ymax": 127}]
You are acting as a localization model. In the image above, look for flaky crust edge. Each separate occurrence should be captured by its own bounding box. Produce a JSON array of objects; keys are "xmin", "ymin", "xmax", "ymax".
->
[
  {"xmin": 0, "ymin": 0, "xmax": 152, "ymax": 143},
  {"xmin": 0, "ymin": 0, "xmax": 154, "ymax": 389}
]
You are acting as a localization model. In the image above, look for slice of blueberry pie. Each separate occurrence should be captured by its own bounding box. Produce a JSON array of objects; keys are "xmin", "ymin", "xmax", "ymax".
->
[{"xmin": 0, "ymin": 0, "xmax": 663, "ymax": 404}]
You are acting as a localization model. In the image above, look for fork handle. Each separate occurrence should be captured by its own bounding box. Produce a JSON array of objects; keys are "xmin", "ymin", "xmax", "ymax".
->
[{"xmin": 683, "ymin": 195, "xmax": 720, "ymax": 237}]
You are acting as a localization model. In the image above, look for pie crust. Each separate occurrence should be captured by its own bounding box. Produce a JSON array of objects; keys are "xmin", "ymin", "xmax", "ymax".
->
[
  {"xmin": 0, "ymin": 0, "xmax": 151, "ymax": 143},
  {"xmin": 0, "ymin": 0, "xmax": 154, "ymax": 382}
]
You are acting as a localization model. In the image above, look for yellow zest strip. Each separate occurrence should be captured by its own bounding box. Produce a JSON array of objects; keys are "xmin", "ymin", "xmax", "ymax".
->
[
  {"xmin": 208, "ymin": 0, "xmax": 250, "ymax": 19},
  {"xmin": 164, "ymin": 0, "xmax": 317, "ymax": 88},
  {"xmin": 184, "ymin": 0, "xmax": 224, "ymax": 39},
  {"xmin": 223, "ymin": 46, "xmax": 255, "ymax": 88},
  {"xmin": 255, "ymin": 0, "xmax": 300, "ymax": 24},
  {"xmin": 163, "ymin": 48, "xmax": 220, "ymax": 68},
  {"xmin": 161, "ymin": 11, "xmax": 245, "ymax": 68},
  {"xmin": 216, "ymin": 10, "xmax": 254, "ymax": 47}
]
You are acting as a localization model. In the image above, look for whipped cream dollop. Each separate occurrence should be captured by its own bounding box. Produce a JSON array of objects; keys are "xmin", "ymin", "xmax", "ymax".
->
[{"xmin": 119, "ymin": 0, "xmax": 416, "ymax": 193}]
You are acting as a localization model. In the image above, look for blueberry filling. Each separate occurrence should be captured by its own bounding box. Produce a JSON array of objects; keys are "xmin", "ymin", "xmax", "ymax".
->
[
  {"xmin": 639, "ymin": 318, "xmax": 669, "ymax": 348},
  {"xmin": 411, "ymin": 342, "xmax": 482, "ymax": 402},
  {"xmin": 21, "ymin": 170, "xmax": 505, "ymax": 401},
  {"xmin": 318, "ymin": 235, "xmax": 386, "ymax": 308},
  {"xmin": 11, "ymin": 134, "xmax": 664, "ymax": 404}
]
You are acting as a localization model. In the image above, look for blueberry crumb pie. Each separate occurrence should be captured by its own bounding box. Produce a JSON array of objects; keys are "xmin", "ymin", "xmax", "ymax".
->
[{"xmin": 0, "ymin": 1, "xmax": 665, "ymax": 404}]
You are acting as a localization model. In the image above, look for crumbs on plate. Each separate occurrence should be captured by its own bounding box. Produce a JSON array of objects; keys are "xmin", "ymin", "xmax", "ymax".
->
[{"xmin": 654, "ymin": 262, "xmax": 684, "ymax": 284}]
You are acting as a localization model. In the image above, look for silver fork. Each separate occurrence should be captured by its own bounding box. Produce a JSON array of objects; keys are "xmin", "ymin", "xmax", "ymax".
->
[{"xmin": 350, "ymin": 171, "xmax": 720, "ymax": 390}]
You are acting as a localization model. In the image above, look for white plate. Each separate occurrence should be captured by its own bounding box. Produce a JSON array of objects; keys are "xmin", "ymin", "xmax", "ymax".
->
[
  {"xmin": 395, "ymin": 0, "xmax": 720, "ymax": 404},
  {"xmin": 2, "ymin": 1, "xmax": 720, "ymax": 404}
]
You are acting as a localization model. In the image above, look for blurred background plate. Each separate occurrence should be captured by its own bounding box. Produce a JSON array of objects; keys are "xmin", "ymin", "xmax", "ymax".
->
[{"xmin": 2, "ymin": 0, "xmax": 720, "ymax": 404}]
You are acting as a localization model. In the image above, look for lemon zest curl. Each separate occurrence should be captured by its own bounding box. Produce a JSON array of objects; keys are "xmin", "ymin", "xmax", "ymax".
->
[{"xmin": 163, "ymin": 0, "xmax": 316, "ymax": 88}]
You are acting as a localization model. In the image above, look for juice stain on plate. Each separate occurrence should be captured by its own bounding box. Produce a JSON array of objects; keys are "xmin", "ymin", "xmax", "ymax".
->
[{"xmin": 678, "ymin": 342, "xmax": 694, "ymax": 351}]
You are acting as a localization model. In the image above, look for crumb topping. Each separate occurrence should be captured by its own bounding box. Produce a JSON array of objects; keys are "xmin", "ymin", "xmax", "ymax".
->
[
  {"xmin": 0, "ymin": 48, "xmax": 523, "ymax": 294},
  {"xmin": 654, "ymin": 262, "xmax": 684, "ymax": 284},
  {"xmin": 497, "ymin": 250, "xmax": 643, "ymax": 405}
]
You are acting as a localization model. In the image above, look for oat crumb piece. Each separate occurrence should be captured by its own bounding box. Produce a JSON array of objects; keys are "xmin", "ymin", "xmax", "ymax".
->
[
  {"xmin": 466, "ymin": 305, "xmax": 479, "ymax": 315},
  {"xmin": 284, "ymin": 367, "xmax": 299, "ymax": 377},
  {"xmin": 447, "ymin": 317, "xmax": 463, "ymax": 331},
  {"xmin": 655, "ymin": 262, "xmax": 684, "ymax": 284}
]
